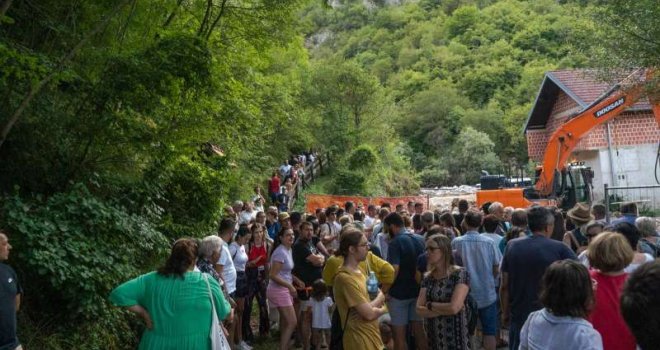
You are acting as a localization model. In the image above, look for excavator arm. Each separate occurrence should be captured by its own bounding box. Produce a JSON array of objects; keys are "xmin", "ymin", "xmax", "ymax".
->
[{"xmin": 535, "ymin": 69, "xmax": 660, "ymax": 196}]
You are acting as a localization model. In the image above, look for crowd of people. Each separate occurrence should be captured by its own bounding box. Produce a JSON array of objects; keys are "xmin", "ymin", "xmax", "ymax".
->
[{"xmin": 3, "ymin": 189, "xmax": 660, "ymax": 350}]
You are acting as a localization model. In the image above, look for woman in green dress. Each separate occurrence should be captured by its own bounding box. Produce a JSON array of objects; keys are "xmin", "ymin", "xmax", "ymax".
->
[{"xmin": 110, "ymin": 238, "xmax": 231, "ymax": 349}]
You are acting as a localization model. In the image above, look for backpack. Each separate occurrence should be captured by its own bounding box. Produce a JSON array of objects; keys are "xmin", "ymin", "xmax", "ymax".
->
[{"xmin": 329, "ymin": 271, "xmax": 350, "ymax": 350}]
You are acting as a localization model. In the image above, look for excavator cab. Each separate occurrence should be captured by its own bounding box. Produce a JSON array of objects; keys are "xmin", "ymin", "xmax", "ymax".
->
[{"xmin": 552, "ymin": 163, "xmax": 593, "ymax": 210}]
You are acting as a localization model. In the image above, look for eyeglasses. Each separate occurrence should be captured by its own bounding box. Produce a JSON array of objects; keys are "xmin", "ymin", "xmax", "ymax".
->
[
  {"xmin": 358, "ymin": 242, "xmax": 370, "ymax": 248},
  {"xmin": 425, "ymin": 246, "xmax": 440, "ymax": 252}
]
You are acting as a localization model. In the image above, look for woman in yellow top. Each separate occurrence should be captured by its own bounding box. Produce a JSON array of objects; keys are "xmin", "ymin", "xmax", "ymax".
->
[
  {"xmin": 322, "ymin": 231, "xmax": 395, "ymax": 290},
  {"xmin": 333, "ymin": 227, "xmax": 388, "ymax": 350}
]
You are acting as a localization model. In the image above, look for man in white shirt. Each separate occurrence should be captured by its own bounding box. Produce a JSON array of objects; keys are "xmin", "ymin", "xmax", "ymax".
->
[
  {"xmin": 279, "ymin": 161, "xmax": 292, "ymax": 179},
  {"xmin": 319, "ymin": 207, "xmax": 341, "ymax": 255},
  {"xmin": 216, "ymin": 218, "xmax": 237, "ymax": 296},
  {"xmin": 239, "ymin": 201, "xmax": 256, "ymax": 225}
]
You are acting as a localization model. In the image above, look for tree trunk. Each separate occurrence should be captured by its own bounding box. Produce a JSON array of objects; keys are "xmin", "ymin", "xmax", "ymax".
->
[
  {"xmin": 205, "ymin": 0, "xmax": 228, "ymax": 40},
  {"xmin": 163, "ymin": 0, "xmax": 185, "ymax": 28}
]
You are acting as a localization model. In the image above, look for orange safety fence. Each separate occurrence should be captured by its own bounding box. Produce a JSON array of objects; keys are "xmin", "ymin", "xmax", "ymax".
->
[{"xmin": 304, "ymin": 194, "xmax": 430, "ymax": 214}]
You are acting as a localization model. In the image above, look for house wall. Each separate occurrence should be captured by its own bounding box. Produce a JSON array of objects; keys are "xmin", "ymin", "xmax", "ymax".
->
[{"xmin": 570, "ymin": 144, "xmax": 660, "ymax": 207}]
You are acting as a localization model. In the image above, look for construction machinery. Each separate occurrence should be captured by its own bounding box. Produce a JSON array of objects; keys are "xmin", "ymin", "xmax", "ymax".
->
[{"xmin": 477, "ymin": 69, "xmax": 660, "ymax": 210}]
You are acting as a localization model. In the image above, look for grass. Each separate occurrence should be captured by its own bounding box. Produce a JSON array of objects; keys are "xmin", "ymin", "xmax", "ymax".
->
[{"xmin": 292, "ymin": 174, "xmax": 334, "ymax": 212}]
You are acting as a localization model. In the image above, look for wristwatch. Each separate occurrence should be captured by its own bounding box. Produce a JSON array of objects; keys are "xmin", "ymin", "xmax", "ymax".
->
[{"xmin": 426, "ymin": 301, "xmax": 433, "ymax": 311}]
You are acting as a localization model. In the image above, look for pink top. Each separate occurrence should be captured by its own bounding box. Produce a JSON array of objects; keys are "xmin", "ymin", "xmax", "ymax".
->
[{"xmin": 588, "ymin": 270, "xmax": 636, "ymax": 350}]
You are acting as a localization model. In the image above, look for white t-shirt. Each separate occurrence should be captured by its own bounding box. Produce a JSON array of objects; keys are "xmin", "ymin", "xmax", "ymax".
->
[
  {"xmin": 239, "ymin": 210, "xmax": 255, "ymax": 225},
  {"xmin": 228, "ymin": 242, "xmax": 249, "ymax": 272},
  {"xmin": 308, "ymin": 296, "xmax": 333, "ymax": 329},
  {"xmin": 320, "ymin": 221, "xmax": 342, "ymax": 252},
  {"xmin": 279, "ymin": 164, "xmax": 292, "ymax": 177},
  {"xmin": 216, "ymin": 241, "xmax": 237, "ymax": 293},
  {"xmin": 251, "ymin": 195, "xmax": 264, "ymax": 212},
  {"xmin": 364, "ymin": 215, "xmax": 376, "ymax": 229}
]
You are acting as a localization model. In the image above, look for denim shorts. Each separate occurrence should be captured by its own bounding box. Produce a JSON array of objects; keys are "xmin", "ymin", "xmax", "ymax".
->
[
  {"xmin": 387, "ymin": 297, "xmax": 422, "ymax": 326},
  {"xmin": 478, "ymin": 301, "xmax": 499, "ymax": 336}
]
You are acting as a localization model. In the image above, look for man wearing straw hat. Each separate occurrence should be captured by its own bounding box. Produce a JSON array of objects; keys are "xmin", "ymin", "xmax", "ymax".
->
[{"xmin": 563, "ymin": 203, "xmax": 594, "ymax": 254}]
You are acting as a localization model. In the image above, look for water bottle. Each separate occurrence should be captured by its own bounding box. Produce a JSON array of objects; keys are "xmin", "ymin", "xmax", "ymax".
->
[{"xmin": 367, "ymin": 271, "xmax": 379, "ymax": 300}]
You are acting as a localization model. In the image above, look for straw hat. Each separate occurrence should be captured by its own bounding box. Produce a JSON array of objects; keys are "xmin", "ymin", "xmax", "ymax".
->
[{"xmin": 567, "ymin": 203, "xmax": 594, "ymax": 224}]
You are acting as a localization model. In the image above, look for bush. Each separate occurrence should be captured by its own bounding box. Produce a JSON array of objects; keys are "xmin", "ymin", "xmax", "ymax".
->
[
  {"xmin": 418, "ymin": 168, "xmax": 450, "ymax": 187},
  {"xmin": 156, "ymin": 155, "xmax": 230, "ymax": 239},
  {"xmin": 1, "ymin": 185, "xmax": 168, "ymax": 348},
  {"xmin": 330, "ymin": 168, "xmax": 368, "ymax": 195},
  {"xmin": 346, "ymin": 145, "xmax": 379, "ymax": 170}
]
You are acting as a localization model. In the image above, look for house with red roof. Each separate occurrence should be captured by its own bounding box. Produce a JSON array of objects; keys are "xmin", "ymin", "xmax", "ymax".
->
[{"xmin": 524, "ymin": 69, "xmax": 659, "ymax": 202}]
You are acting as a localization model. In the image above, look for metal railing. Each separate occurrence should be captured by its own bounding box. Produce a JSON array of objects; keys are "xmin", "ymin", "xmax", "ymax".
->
[{"xmin": 604, "ymin": 184, "xmax": 660, "ymax": 222}]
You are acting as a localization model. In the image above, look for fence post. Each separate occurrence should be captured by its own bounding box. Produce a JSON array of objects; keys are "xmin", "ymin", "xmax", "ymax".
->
[{"xmin": 604, "ymin": 183, "xmax": 610, "ymax": 223}]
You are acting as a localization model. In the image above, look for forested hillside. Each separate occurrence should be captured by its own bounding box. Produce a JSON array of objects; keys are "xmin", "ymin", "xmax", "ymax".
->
[{"xmin": 300, "ymin": 0, "xmax": 636, "ymax": 185}]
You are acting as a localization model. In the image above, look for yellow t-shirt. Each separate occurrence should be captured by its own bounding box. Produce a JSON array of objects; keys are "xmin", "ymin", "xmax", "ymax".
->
[
  {"xmin": 322, "ymin": 251, "xmax": 394, "ymax": 287},
  {"xmin": 333, "ymin": 266, "xmax": 384, "ymax": 350}
]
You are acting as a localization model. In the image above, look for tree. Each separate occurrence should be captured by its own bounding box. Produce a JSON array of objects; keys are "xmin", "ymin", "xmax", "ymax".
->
[
  {"xmin": 444, "ymin": 127, "xmax": 501, "ymax": 184},
  {"xmin": 584, "ymin": 0, "xmax": 660, "ymax": 70}
]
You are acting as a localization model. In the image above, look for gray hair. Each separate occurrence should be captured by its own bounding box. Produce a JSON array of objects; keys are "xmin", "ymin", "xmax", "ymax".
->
[
  {"xmin": 199, "ymin": 235, "xmax": 223, "ymax": 260},
  {"xmin": 585, "ymin": 220, "xmax": 605, "ymax": 233},
  {"xmin": 636, "ymin": 217, "xmax": 658, "ymax": 238},
  {"xmin": 489, "ymin": 202, "xmax": 504, "ymax": 214},
  {"xmin": 421, "ymin": 211, "xmax": 435, "ymax": 224}
]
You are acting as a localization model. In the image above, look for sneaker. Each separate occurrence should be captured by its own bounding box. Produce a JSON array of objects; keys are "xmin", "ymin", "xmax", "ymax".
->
[{"xmin": 238, "ymin": 341, "xmax": 252, "ymax": 350}]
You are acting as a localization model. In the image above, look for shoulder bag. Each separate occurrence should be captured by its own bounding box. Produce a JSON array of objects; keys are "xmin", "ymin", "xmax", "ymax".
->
[{"xmin": 204, "ymin": 274, "xmax": 232, "ymax": 350}]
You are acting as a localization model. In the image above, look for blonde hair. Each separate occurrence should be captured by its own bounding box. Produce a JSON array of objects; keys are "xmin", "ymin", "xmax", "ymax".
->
[{"xmin": 587, "ymin": 232, "xmax": 634, "ymax": 273}]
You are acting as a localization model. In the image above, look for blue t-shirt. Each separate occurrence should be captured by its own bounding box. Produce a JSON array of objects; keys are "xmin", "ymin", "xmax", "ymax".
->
[
  {"xmin": 501, "ymin": 234, "xmax": 576, "ymax": 324},
  {"xmin": 387, "ymin": 230, "xmax": 425, "ymax": 299},
  {"xmin": 267, "ymin": 222, "xmax": 281, "ymax": 240}
]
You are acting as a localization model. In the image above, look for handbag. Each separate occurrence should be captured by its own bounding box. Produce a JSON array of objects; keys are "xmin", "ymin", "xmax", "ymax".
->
[{"xmin": 204, "ymin": 274, "xmax": 231, "ymax": 350}]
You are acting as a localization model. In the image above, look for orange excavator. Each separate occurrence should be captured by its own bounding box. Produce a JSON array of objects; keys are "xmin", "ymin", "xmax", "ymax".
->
[{"xmin": 477, "ymin": 69, "xmax": 660, "ymax": 210}]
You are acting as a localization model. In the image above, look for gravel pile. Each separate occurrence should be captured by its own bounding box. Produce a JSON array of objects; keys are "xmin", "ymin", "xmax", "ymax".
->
[{"xmin": 420, "ymin": 185, "xmax": 478, "ymax": 197}]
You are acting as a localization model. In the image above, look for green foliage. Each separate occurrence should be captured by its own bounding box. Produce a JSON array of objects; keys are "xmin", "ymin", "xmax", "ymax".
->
[
  {"xmin": 0, "ymin": 0, "xmax": 319, "ymax": 347},
  {"xmin": 444, "ymin": 127, "xmax": 501, "ymax": 184},
  {"xmin": 1, "ymin": 185, "xmax": 168, "ymax": 347},
  {"xmin": 331, "ymin": 168, "xmax": 368, "ymax": 195},
  {"xmin": 574, "ymin": 0, "xmax": 660, "ymax": 70},
  {"xmin": 303, "ymin": 0, "xmax": 595, "ymax": 184},
  {"xmin": 418, "ymin": 167, "xmax": 450, "ymax": 187},
  {"xmin": 346, "ymin": 145, "xmax": 379, "ymax": 170},
  {"xmin": 156, "ymin": 155, "xmax": 234, "ymax": 239}
]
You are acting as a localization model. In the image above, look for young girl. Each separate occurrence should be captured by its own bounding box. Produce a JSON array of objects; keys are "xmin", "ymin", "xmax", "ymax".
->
[{"xmin": 307, "ymin": 279, "xmax": 333, "ymax": 350}]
